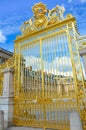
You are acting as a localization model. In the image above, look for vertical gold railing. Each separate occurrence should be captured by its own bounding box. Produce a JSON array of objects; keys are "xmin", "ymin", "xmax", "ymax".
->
[{"xmin": 13, "ymin": 20, "xmax": 86, "ymax": 130}]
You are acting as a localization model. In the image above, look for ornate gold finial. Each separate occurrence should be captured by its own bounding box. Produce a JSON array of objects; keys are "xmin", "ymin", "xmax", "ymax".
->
[
  {"xmin": 32, "ymin": 2, "xmax": 48, "ymax": 28},
  {"xmin": 20, "ymin": 2, "xmax": 69, "ymax": 36},
  {"xmin": 32, "ymin": 2, "xmax": 47, "ymax": 18}
]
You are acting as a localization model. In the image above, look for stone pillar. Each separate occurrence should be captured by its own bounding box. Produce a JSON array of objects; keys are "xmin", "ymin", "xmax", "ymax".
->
[
  {"xmin": 70, "ymin": 112, "xmax": 82, "ymax": 130},
  {"xmin": 0, "ymin": 111, "xmax": 4, "ymax": 130},
  {"xmin": 0, "ymin": 68, "xmax": 14, "ymax": 129}
]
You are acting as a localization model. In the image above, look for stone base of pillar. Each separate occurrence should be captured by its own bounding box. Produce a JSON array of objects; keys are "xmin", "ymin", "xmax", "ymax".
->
[
  {"xmin": 0, "ymin": 95, "xmax": 14, "ymax": 129},
  {"xmin": 70, "ymin": 112, "xmax": 82, "ymax": 130},
  {"xmin": 0, "ymin": 111, "xmax": 4, "ymax": 130}
]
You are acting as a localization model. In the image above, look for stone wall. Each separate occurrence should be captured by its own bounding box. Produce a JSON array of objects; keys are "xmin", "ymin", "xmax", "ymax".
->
[{"xmin": 0, "ymin": 68, "xmax": 14, "ymax": 129}]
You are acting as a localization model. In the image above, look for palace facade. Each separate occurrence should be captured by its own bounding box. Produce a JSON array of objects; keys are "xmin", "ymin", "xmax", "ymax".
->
[{"xmin": 0, "ymin": 48, "xmax": 13, "ymax": 64}]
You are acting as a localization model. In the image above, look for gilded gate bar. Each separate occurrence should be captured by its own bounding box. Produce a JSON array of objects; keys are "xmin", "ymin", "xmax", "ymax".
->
[{"xmin": 13, "ymin": 2, "xmax": 86, "ymax": 130}]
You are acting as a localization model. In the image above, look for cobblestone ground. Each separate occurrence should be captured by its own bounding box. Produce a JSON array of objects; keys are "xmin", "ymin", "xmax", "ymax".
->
[
  {"xmin": 6, "ymin": 127, "xmax": 43, "ymax": 130},
  {"xmin": 6, "ymin": 127, "xmax": 55, "ymax": 130}
]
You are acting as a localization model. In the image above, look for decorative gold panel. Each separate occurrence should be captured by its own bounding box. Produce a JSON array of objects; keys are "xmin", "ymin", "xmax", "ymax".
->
[{"xmin": 19, "ymin": 2, "xmax": 74, "ymax": 37}]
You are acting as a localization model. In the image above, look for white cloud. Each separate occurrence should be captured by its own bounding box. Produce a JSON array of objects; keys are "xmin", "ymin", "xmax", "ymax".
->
[
  {"xmin": 25, "ymin": 56, "xmax": 73, "ymax": 77},
  {"xmin": 44, "ymin": 57, "xmax": 73, "ymax": 76},
  {"xmin": 0, "ymin": 30, "xmax": 6, "ymax": 43},
  {"xmin": 0, "ymin": 14, "xmax": 28, "ymax": 36},
  {"xmin": 2, "ymin": 25, "xmax": 20, "ymax": 36},
  {"xmin": 80, "ymin": 0, "xmax": 86, "ymax": 3},
  {"xmin": 25, "ymin": 56, "xmax": 86, "ymax": 79}
]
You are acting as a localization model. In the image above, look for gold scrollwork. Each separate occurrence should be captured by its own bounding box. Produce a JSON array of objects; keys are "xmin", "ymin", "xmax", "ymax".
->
[{"xmin": 20, "ymin": 2, "xmax": 67, "ymax": 36}]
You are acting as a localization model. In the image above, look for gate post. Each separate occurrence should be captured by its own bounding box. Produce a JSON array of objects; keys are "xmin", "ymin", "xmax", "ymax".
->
[
  {"xmin": 0, "ymin": 68, "xmax": 14, "ymax": 129},
  {"xmin": 70, "ymin": 112, "xmax": 82, "ymax": 130}
]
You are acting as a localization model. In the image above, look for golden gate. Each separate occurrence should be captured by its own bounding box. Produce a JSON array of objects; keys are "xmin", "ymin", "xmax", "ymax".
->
[{"xmin": 13, "ymin": 2, "xmax": 86, "ymax": 130}]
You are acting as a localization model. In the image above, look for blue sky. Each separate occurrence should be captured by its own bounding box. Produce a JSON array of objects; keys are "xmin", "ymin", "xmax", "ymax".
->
[{"xmin": 0, "ymin": 0, "xmax": 86, "ymax": 52}]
